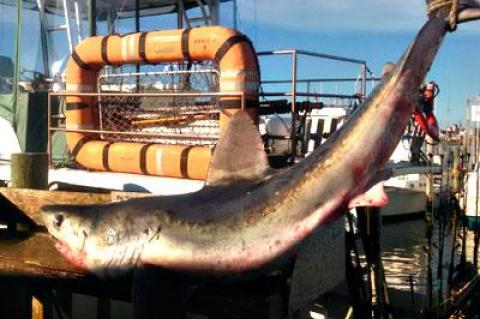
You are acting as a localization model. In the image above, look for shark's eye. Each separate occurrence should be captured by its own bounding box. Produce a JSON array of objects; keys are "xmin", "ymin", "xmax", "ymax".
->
[{"xmin": 53, "ymin": 214, "xmax": 64, "ymax": 229}]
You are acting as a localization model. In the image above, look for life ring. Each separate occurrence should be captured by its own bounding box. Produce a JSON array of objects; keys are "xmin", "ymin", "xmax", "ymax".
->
[
  {"xmin": 413, "ymin": 109, "xmax": 439, "ymax": 139},
  {"xmin": 65, "ymin": 26, "xmax": 259, "ymax": 180}
]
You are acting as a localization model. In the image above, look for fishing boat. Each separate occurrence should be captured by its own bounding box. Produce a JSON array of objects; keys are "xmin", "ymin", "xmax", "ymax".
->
[
  {"xmin": 263, "ymin": 86, "xmax": 441, "ymax": 220},
  {"xmin": 2, "ymin": 0, "xmax": 476, "ymax": 318},
  {"xmin": 464, "ymin": 167, "xmax": 480, "ymax": 229},
  {"xmin": 0, "ymin": 0, "xmax": 373, "ymax": 191},
  {"xmin": 0, "ymin": 0, "xmax": 373, "ymax": 317},
  {"xmin": 382, "ymin": 137, "xmax": 434, "ymax": 219},
  {"xmin": 0, "ymin": 0, "xmax": 440, "ymax": 208}
]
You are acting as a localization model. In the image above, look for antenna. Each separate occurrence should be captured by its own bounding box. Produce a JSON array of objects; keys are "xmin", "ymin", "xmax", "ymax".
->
[
  {"xmin": 233, "ymin": 0, "xmax": 237, "ymax": 29},
  {"xmin": 254, "ymin": 0, "xmax": 257, "ymax": 45}
]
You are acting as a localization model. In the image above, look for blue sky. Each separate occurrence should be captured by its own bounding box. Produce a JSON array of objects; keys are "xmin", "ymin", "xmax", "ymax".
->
[{"xmin": 227, "ymin": 0, "xmax": 480, "ymax": 128}]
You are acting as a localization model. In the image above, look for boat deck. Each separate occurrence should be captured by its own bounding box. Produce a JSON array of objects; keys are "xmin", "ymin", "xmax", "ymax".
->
[{"xmin": 0, "ymin": 162, "xmax": 204, "ymax": 195}]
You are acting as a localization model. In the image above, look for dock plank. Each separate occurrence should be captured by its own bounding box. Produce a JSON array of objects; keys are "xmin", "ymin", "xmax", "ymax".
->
[
  {"xmin": 0, "ymin": 232, "xmax": 86, "ymax": 279},
  {"xmin": 0, "ymin": 229, "xmax": 133, "ymax": 309},
  {"xmin": 0, "ymin": 187, "xmax": 150, "ymax": 227}
]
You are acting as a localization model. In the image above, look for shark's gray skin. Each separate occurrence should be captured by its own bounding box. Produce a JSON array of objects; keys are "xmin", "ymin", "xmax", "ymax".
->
[{"xmin": 42, "ymin": 2, "xmax": 480, "ymax": 276}]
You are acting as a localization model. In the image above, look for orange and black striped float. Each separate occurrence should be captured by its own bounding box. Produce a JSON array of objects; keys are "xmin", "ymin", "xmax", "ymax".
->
[{"xmin": 65, "ymin": 26, "xmax": 260, "ymax": 180}]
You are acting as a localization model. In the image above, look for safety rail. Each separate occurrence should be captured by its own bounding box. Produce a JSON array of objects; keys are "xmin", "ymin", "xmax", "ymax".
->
[
  {"xmin": 257, "ymin": 49, "xmax": 377, "ymax": 108},
  {"xmin": 256, "ymin": 49, "xmax": 377, "ymax": 159}
]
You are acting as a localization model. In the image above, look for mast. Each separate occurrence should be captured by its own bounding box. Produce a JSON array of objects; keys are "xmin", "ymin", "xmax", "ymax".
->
[{"xmin": 88, "ymin": 0, "xmax": 96, "ymax": 36}]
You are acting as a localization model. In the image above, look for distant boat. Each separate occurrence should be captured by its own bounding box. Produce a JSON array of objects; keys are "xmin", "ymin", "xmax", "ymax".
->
[
  {"xmin": 265, "ymin": 101, "xmax": 433, "ymax": 220},
  {"xmin": 465, "ymin": 167, "xmax": 480, "ymax": 230},
  {"xmin": 382, "ymin": 141, "xmax": 429, "ymax": 219}
]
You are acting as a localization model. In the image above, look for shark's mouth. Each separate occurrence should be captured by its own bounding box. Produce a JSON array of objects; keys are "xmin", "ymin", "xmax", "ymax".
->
[{"xmin": 54, "ymin": 240, "xmax": 88, "ymax": 270}]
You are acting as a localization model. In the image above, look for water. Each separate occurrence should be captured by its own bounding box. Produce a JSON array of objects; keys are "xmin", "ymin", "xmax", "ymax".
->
[
  {"xmin": 382, "ymin": 219, "xmax": 428, "ymax": 293},
  {"xmin": 380, "ymin": 216, "xmax": 477, "ymax": 299}
]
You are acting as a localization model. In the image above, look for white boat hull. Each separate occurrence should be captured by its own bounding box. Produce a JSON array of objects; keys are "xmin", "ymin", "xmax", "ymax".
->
[{"xmin": 381, "ymin": 186, "xmax": 426, "ymax": 218}]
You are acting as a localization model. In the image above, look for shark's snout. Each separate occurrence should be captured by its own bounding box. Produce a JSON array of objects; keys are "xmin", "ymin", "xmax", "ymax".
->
[{"xmin": 40, "ymin": 205, "xmax": 92, "ymax": 267}]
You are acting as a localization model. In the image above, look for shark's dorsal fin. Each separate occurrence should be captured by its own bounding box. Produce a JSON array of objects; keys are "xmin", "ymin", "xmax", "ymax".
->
[{"xmin": 206, "ymin": 111, "xmax": 269, "ymax": 186}]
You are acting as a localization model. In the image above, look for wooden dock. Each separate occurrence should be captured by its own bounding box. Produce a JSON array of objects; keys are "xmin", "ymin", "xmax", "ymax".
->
[
  {"xmin": 0, "ymin": 188, "xmax": 137, "ymax": 319},
  {"xmin": 0, "ymin": 187, "xmax": 344, "ymax": 319}
]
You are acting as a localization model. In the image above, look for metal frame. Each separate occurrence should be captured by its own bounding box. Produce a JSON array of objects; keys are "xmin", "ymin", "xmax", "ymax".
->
[
  {"xmin": 46, "ymin": 44, "xmax": 374, "ymax": 165},
  {"xmin": 35, "ymin": 0, "xmax": 50, "ymax": 77},
  {"xmin": 257, "ymin": 49, "xmax": 371, "ymax": 104},
  {"xmin": 96, "ymin": 67, "xmax": 221, "ymax": 135},
  {"xmin": 47, "ymin": 90, "xmax": 247, "ymax": 163},
  {"xmin": 257, "ymin": 49, "xmax": 374, "ymax": 160},
  {"xmin": 47, "ymin": 48, "xmax": 375, "ymax": 162},
  {"xmin": 97, "ymin": 69, "xmax": 220, "ymax": 85}
]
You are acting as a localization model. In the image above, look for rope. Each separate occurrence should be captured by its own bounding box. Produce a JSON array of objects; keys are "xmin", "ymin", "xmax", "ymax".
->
[{"xmin": 427, "ymin": 0, "xmax": 459, "ymax": 30}]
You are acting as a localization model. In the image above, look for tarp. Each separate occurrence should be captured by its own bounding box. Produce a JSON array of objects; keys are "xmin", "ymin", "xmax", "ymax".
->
[
  {"xmin": 0, "ymin": 94, "xmax": 15, "ymax": 125},
  {"xmin": 0, "ymin": 92, "xmax": 48, "ymax": 153}
]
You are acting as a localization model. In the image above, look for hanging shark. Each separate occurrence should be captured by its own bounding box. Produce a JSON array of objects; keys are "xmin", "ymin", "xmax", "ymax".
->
[{"xmin": 41, "ymin": 1, "xmax": 480, "ymax": 276}]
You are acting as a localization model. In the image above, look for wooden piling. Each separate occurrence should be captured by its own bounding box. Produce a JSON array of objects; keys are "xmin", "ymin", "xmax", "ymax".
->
[
  {"xmin": 356, "ymin": 206, "xmax": 395, "ymax": 319},
  {"xmin": 8, "ymin": 153, "xmax": 50, "ymax": 319},
  {"xmin": 56, "ymin": 290, "xmax": 73, "ymax": 319},
  {"xmin": 10, "ymin": 153, "xmax": 48, "ymax": 190},
  {"xmin": 97, "ymin": 297, "xmax": 111, "ymax": 319},
  {"xmin": 32, "ymin": 291, "xmax": 53, "ymax": 319}
]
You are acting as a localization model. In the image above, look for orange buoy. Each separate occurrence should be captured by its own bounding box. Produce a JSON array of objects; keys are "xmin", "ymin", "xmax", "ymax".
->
[
  {"xmin": 413, "ymin": 110, "xmax": 439, "ymax": 139},
  {"xmin": 414, "ymin": 81, "xmax": 439, "ymax": 139},
  {"xmin": 65, "ymin": 26, "xmax": 260, "ymax": 180}
]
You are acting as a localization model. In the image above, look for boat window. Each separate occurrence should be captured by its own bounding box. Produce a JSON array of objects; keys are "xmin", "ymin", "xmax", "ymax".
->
[
  {"xmin": 19, "ymin": 3, "xmax": 46, "ymax": 90},
  {"xmin": 0, "ymin": 0, "xmax": 15, "ymax": 94},
  {"xmin": 0, "ymin": 1, "xmax": 48, "ymax": 92},
  {"xmin": 45, "ymin": 0, "xmax": 87, "ymax": 77}
]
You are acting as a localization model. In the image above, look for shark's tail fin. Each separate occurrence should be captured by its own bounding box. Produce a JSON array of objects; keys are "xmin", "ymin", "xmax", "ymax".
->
[
  {"xmin": 425, "ymin": 0, "xmax": 451, "ymax": 17},
  {"xmin": 426, "ymin": 0, "xmax": 480, "ymax": 29},
  {"xmin": 426, "ymin": 0, "xmax": 480, "ymax": 15}
]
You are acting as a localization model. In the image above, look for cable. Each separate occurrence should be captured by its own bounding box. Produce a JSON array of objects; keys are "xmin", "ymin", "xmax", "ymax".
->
[{"xmin": 425, "ymin": 138, "xmax": 440, "ymax": 146}]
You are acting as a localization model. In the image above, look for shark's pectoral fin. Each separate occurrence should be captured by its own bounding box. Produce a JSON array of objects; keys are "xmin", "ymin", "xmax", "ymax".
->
[
  {"xmin": 206, "ymin": 111, "xmax": 270, "ymax": 186},
  {"xmin": 348, "ymin": 182, "xmax": 389, "ymax": 208}
]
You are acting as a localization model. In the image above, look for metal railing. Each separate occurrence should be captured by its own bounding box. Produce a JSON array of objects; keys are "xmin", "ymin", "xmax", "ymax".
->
[
  {"xmin": 47, "ymin": 91, "xmax": 248, "ymax": 163},
  {"xmin": 257, "ymin": 49, "xmax": 376, "ymax": 107},
  {"xmin": 257, "ymin": 49, "xmax": 376, "ymax": 160}
]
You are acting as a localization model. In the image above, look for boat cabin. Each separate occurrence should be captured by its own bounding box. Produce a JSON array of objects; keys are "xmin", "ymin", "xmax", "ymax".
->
[{"xmin": 0, "ymin": 0, "xmax": 374, "ymax": 194}]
